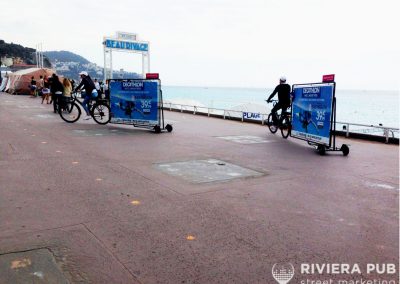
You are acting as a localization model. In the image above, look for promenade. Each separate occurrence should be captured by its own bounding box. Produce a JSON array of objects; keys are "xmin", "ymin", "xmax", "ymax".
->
[{"xmin": 0, "ymin": 93, "xmax": 398, "ymax": 283}]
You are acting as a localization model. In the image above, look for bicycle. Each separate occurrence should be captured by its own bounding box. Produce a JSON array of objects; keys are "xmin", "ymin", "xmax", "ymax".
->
[
  {"xmin": 58, "ymin": 92, "xmax": 111, "ymax": 124},
  {"xmin": 266, "ymin": 100, "xmax": 292, "ymax": 139}
]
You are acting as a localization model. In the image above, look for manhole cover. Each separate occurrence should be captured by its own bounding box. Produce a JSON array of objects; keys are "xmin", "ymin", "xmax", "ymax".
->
[
  {"xmin": 72, "ymin": 129, "xmax": 132, "ymax": 137},
  {"xmin": 36, "ymin": 114, "xmax": 53, "ymax": 119},
  {"xmin": 155, "ymin": 159, "xmax": 263, "ymax": 183},
  {"xmin": 0, "ymin": 249, "xmax": 68, "ymax": 283},
  {"xmin": 18, "ymin": 105, "xmax": 45, "ymax": 109},
  {"xmin": 216, "ymin": 135, "xmax": 272, "ymax": 144}
]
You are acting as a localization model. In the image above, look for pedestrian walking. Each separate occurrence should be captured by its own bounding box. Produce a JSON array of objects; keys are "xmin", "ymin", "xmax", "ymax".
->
[
  {"xmin": 63, "ymin": 78, "xmax": 72, "ymax": 97},
  {"xmin": 50, "ymin": 74, "xmax": 64, "ymax": 113},
  {"xmin": 30, "ymin": 76, "xmax": 37, "ymax": 98},
  {"xmin": 41, "ymin": 76, "xmax": 51, "ymax": 104}
]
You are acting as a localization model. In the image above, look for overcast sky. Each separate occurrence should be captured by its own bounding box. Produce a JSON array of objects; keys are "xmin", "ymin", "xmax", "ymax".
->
[{"xmin": 1, "ymin": 0, "xmax": 399, "ymax": 90}]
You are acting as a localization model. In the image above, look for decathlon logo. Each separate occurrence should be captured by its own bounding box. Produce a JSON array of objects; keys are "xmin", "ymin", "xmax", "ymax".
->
[
  {"xmin": 122, "ymin": 81, "xmax": 144, "ymax": 90},
  {"xmin": 272, "ymin": 263, "xmax": 295, "ymax": 284},
  {"xmin": 302, "ymin": 87, "xmax": 321, "ymax": 98}
]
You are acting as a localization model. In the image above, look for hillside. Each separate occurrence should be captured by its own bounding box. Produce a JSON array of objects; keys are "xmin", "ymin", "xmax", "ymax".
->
[
  {"xmin": 1, "ymin": 39, "xmax": 140, "ymax": 81},
  {"xmin": 44, "ymin": 50, "xmax": 141, "ymax": 81},
  {"xmin": 43, "ymin": 50, "xmax": 90, "ymax": 65},
  {"xmin": 0, "ymin": 39, "xmax": 51, "ymax": 67}
]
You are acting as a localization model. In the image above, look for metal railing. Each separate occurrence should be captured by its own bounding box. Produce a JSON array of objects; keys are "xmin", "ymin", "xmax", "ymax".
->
[
  {"xmin": 336, "ymin": 122, "xmax": 399, "ymax": 143},
  {"xmin": 163, "ymin": 102, "xmax": 399, "ymax": 143}
]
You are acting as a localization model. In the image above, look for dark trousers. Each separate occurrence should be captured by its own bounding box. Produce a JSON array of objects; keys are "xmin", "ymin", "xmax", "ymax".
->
[
  {"xmin": 52, "ymin": 92, "xmax": 62, "ymax": 113},
  {"xmin": 271, "ymin": 102, "xmax": 289, "ymax": 124}
]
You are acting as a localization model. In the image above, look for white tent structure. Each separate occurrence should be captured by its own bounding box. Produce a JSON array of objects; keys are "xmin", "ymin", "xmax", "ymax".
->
[
  {"xmin": 0, "ymin": 78, "xmax": 8, "ymax": 92},
  {"xmin": 6, "ymin": 68, "xmax": 53, "ymax": 95},
  {"xmin": 0, "ymin": 70, "xmax": 12, "ymax": 92}
]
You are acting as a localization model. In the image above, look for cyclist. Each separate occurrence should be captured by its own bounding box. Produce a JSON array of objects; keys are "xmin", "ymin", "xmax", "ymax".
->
[
  {"xmin": 267, "ymin": 76, "xmax": 291, "ymax": 125},
  {"xmin": 73, "ymin": 71, "xmax": 98, "ymax": 120}
]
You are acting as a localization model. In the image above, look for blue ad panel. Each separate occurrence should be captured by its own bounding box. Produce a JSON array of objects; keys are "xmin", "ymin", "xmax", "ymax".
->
[
  {"xmin": 291, "ymin": 83, "xmax": 334, "ymax": 145},
  {"xmin": 110, "ymin": 80, "xmax": 159, "ymax": 124}
]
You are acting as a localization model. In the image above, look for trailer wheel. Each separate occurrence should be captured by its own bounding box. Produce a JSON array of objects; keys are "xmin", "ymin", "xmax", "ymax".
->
[
  {"xmin": 341, "ymin": 144, "xmax": 350, "ymax": 156},
  {"xmin": 154, "ymin": 125, "xmax": 161, "ymax": 133},
  {"xmin": 317, "ymin": 145, "xmax": 326, "ymax": 155},
  {"xmin": 166, "ymin": 124, "xmax": 173, "ymax": 132}
]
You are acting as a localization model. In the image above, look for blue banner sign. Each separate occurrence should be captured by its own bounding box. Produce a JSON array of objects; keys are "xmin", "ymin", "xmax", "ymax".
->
[
  {"xmin": 243, "ymin": 112, "xmax": 262, "ymax": 120},
  {"xmin": 104, "ymin": 39, "xmax": 148, "ymax": 52},
  {"xmin": 109, "ymin": 79, "xmax": 159, "ymax": 125},
  {"xmin": 291, "ymin": 83, "xmax": 334, "ymax": 145}
]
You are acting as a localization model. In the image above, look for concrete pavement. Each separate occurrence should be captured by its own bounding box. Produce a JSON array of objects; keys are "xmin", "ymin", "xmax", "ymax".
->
[{"xmin": 0, "ymin": 93, "xmax": 398, "ymax": 283}]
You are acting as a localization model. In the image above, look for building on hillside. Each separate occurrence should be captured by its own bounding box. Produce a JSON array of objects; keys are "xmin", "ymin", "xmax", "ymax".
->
[{"xmin": 0, "ymin": 57, "xmax": 13, "ymax": 67}]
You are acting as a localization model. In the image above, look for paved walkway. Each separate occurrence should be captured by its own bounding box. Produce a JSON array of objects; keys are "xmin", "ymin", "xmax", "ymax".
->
[{"xmin": 0, "ymin": 93, "xmax": 398, "ymax": 283}]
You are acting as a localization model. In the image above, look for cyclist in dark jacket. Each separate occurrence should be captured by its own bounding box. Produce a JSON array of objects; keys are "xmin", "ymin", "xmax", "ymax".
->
[
  {"xmin": 267, "ymin": 76, "xmax": 291, "ymax": 124},
  {"xmin": 74, "ymin": 71, "xmax": 98, "ymax": 119}
]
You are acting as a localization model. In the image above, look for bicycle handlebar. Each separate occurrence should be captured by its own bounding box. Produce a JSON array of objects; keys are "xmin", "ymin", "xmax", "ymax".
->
[{"xmin": 266, "ymin": 99, "xmax": 278, "ymax": 107}]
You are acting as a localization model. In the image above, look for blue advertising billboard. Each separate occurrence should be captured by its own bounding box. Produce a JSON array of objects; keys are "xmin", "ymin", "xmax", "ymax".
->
[
  {"xmin": 109, "ymin": 79, "xmax": 160, "ymax": 125},
  {"xmin": 291, "ymin": 83, "xmax": 335, "ymax": 145}
]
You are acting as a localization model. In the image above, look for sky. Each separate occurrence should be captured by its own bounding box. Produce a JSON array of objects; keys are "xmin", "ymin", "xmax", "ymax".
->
[{"xmin": 1, "ymin": 0, "xmax": 399, "ymax": 90}]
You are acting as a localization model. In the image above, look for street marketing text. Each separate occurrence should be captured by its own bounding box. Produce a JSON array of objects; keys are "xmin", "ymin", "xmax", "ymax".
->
[
  {"xmin": 291, "ymin": 83, "xmax": 335, "ymax": 145},
  {"xmin": 109, "ymin": 79, "xmax": 159, "ymax": 125}
]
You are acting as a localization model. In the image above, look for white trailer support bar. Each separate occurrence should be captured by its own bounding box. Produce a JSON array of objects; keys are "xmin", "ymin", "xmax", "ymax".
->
[{"xmin": 103, "ymin": 32, "xmax": 150, "ymax": 81}]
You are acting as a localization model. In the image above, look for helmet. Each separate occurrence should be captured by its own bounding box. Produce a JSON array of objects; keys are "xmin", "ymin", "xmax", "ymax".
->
[
  {"xmin": 280, "ymin": 76, "xmax": 286, "ymax": 83},
  {"xmin": 79, "ymin": 71, "xmax": 88, "ymax": 76}
]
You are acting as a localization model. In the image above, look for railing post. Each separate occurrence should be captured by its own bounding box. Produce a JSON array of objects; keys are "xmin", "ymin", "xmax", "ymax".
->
[
  {"xmin": 223, "ymin": 110, "xmax": 226, "ymax": 119},
  {"xmin": 346, "ymin": 123, "xmax": 350, "ymax": 137},
  {"xmin": 194, "ymin": 106, "xmax": 196, "ymax": 115},
  {"xmin": 241, "ymin": 112, "xmax": 244, "ymax": 122},
  {"xmin": 384, "ymin": 128, "xmax": 389, "ymax": 143},
  {"xmin": 208, "ymin": 108, "xmax": 210, "ymax": 117},
  {"xmin": 181, "ymin": 105, "xmax": 183, "ymax": 113}
]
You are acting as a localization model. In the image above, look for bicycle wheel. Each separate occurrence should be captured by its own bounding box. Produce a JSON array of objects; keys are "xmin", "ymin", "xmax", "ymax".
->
[
  {"xmin": 267, "ymin": 113, "xmax": 278, "ymax": 134},
  {"xmin": 280, "ymin": 115, "xmax": 291, "ymax": 139},
  {"xmin": 91, "ymin": 102, "xmax": 111, "ymax": 125},
  {"xmin": 59, "ymin": 101, "xmax": 81, "ymax": 123}
]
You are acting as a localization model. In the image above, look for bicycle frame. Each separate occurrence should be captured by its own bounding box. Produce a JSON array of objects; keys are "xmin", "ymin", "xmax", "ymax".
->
[
  {"xmin": 67, "ymin": 92, "xmax": 99, "ymax": 113},
  {"xmin": 266, "ymin": 99, "xmax": 292, "ymax": 138},
  {"xmin": 266, "ymin": 100, "xmax": 291, "ymax": 125}
]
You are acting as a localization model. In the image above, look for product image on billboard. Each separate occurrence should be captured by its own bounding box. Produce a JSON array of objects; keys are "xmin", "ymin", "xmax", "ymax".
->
[
  {"xmin": 109, "ymin": 80, "xmax": 159, "ymax": 125},
  {"xmin": 291, "ymin": 83, "xmax": 334, "ymax": 145}
]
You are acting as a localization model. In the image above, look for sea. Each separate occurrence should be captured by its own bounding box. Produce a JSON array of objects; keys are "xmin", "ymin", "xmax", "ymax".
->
[{"xmin": 163, "ymin": 86, "xmax": 400, "ymax": 136}]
